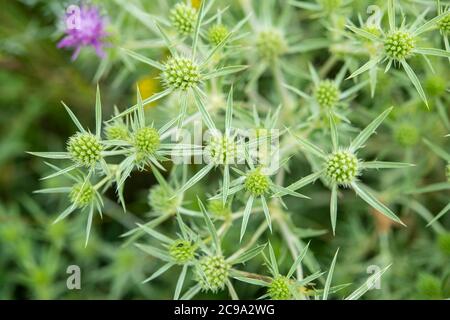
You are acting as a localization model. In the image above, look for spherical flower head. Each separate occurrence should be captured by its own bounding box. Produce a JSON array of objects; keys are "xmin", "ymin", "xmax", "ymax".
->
[
  {"xmin": 446, "ymin": 163, "xmax": 450, "ymax": 182},
  {"xmin": 268, "ymin": 276, "xmax": 291, "ymax": 300},
  {"xmin": 437, "ymin": 12, "xmax": 450, "ymax": 33},
  {"xmin": 191, "ymin": 0, "xmax": 202, "ymax": 10},
  {"xmin": 196, "ymin": 255, "xmax": 230, "ymax": 292},
  {"xmin": 207, "ymin": 199, "xmax": 232, "ymax": 219},
  {"xmin": 169, "ymin": 239, "xmax": 196, "ymax": 264},
  {"xmin": 205, "ymin": 136, "xmax": 237, "ymax": 165},
  {"xmin": 57, "ymin": 5, "xmax": 108, "ymax": 60},
  {"xmin": 133, "ymin": 127, "xmax": 160, "ymax": 155},
  {"xmin": 325, "ymin": 150, "xmax": 359, "ymax": 186},
  {"xmin": 256, "ymin": 29, "xmax": 288, "ymax": 61},
  {"xmin": 245, "ymin": 168, "xmax": 271, "ymax": 196},
  {"xmin": 105, "ymin": 123, "xmax": 129, "ymax": 141},
  {"xmin": 208, "ymin": 24, "xmax": 229, "ymax": 46},
  {"xmin": 70, "ymin": 182, "xmax": 95, "ymax": 208},
  {"xmin": 147, "ymin": 185, "xmax": 180, "ymax": 214},
  {"xmin": 384, "ymin": 30, "xmax": 415, "ymax": 61},
  {"xmin": 314, "ymin": 80, "xmax": 341, "ymax": 109},
  {"xmin": 162, "ymin": 57, "xmax": 201, "ymax": 90},
  {"xmin": 394, "ymin": 124, "xmax": 419, "ymax": 147},
  {"xmin": 0, "ymin": 219, "xmax": 27, "ymax": 243},
  {"xmin": 169, "ymin": 3, "xmax": 197, "ymax": 35},
  {"xmin": 67, "ymin": 132, "xmax": 103, "ymax": 167}
]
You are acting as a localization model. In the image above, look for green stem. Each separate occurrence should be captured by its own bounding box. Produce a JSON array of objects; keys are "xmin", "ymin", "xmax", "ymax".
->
[{"xmin": 228, "ymin": 222, "xmax": 268, "ymax": 262}]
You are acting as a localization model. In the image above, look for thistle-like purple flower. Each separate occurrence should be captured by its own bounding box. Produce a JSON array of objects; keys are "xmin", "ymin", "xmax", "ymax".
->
[{"xmin": 57, "ymin": 5, "xmax": 108, "ymax": 61}]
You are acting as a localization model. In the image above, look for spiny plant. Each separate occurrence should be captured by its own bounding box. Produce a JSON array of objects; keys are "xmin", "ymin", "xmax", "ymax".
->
[
  {"xmin": 29, "ymin": 87, "xmax": 113, "ymax": 245},
  {"xmin": 284, "ymin": 63, "xmax": 368, "ymax": 121},
  {"xmin": 235, "ymin": 242, "xmax": 323, "ymax": 300},
  {"xmin": 24, "ymin": 0, "xmax": 449, "ymax": 300},
  {"xmin": 346, "ymin": 0, "xmax": 450, "ymax": 106},
  {"xmin": 409, "ymin": 137, "xmax": 450, "ymax": 225},
  {"xmin": 278, "ymin": 109, "xmax": 414, "ymax": 234},
  {"xmin": 117, "ymin": 1, "xmax": 248, "ymax": 130}
]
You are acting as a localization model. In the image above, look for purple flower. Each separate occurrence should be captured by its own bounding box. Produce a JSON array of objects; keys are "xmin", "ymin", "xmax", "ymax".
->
[{"xmin": 57, "ymin": 5, "xmax": 108, "ymax": 61}]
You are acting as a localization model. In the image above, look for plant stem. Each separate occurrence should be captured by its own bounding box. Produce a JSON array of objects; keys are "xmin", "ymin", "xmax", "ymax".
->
[{"xmin": 228, "ymin": 222, "xmax": 268, "ymax": 262}]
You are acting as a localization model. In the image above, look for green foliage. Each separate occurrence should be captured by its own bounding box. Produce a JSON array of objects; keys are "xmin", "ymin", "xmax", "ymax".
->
[{"xmin": 0, "ymin": 0, "xmax": 448, "ymax": 300}]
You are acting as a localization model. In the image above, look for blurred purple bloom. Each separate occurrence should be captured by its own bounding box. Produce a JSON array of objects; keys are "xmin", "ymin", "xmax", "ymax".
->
[{"xmin": 57, "ymin": 5, "xmax": 108, "ymax": 61}]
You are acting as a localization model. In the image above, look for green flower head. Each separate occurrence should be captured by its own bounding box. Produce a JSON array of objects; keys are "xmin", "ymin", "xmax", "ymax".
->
[
  {"xmin": 208, "ymin": 24, "xmax": 229, "ymax": 46},
  {"xmin": 196, "ymin": 255, "xmax": 230, "ymax": 292},
  {"xmin": 105, "ymin": 123, "xmax": 129, "ymax": 141},
  {"xmin": 70, "ymin": 182, "xmax": 95, "ymax": 208},
  {"xmin": 205, "ymin": 136, "xmax": 237, "ymax": 165},
  {"xmin": 162, "ymin": 57, "xmax": 202, "ymax": 90},
  {"xmin": 314, "ymin": 80, "xmax": 341, "ymax": 109},
  {"xmin": 245, "ymin": 168, "xmax": 271, "ymax": 196},
  {"xmin": 256, "ymin": 29, "xmax": 288, "ymax": 60},
  {"xmin": 268, "ymin": 276, "xmax": 291, "ymax": 300},
  {"xmin": 325, "ymin": 150, "xmax": 359, "ymax": 186},
  {"xmin": 169, "ymin": 3, "xmax": 197, "ymax": 35},
  {"xmin": 67, "ymin": 132, "xmax": 103, "ymax": 166},
  {"xmin": 169, "ymin": 239, "xmax": 196, "ymax": 264},
  {"xmin": 384, "ymin": 30, "xmax": 415, "ymax": 61},
  {"xmin": 207, "ymin": 199, "xmax": 232, "ymax": 219},
  {"xmin": 133, "ymin": 127, "xmax": 160, "ymax": 155},
  {"xmin": 148, "ymin": 185, "xmax": 180, "ymax": 215},
  {"xmin": 437, "ymin": 11, "xmax": 450, "ymax": 33},
  {"xmin": 424, "ymin": 75, "xmax": 447, "ymax": 97}
]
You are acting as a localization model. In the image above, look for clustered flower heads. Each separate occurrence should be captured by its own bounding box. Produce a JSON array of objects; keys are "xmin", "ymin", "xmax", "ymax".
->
[
  {"xmin": 169, "ymin": 3, "xmax": 197, "ymax": 35},
  {"xmin": 30, "ymin": 0, "xmax": 450, "ymax": 300},
  {"xmin": 196, "ymin": 255, "xmax": 231, "ymax": 292}
]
